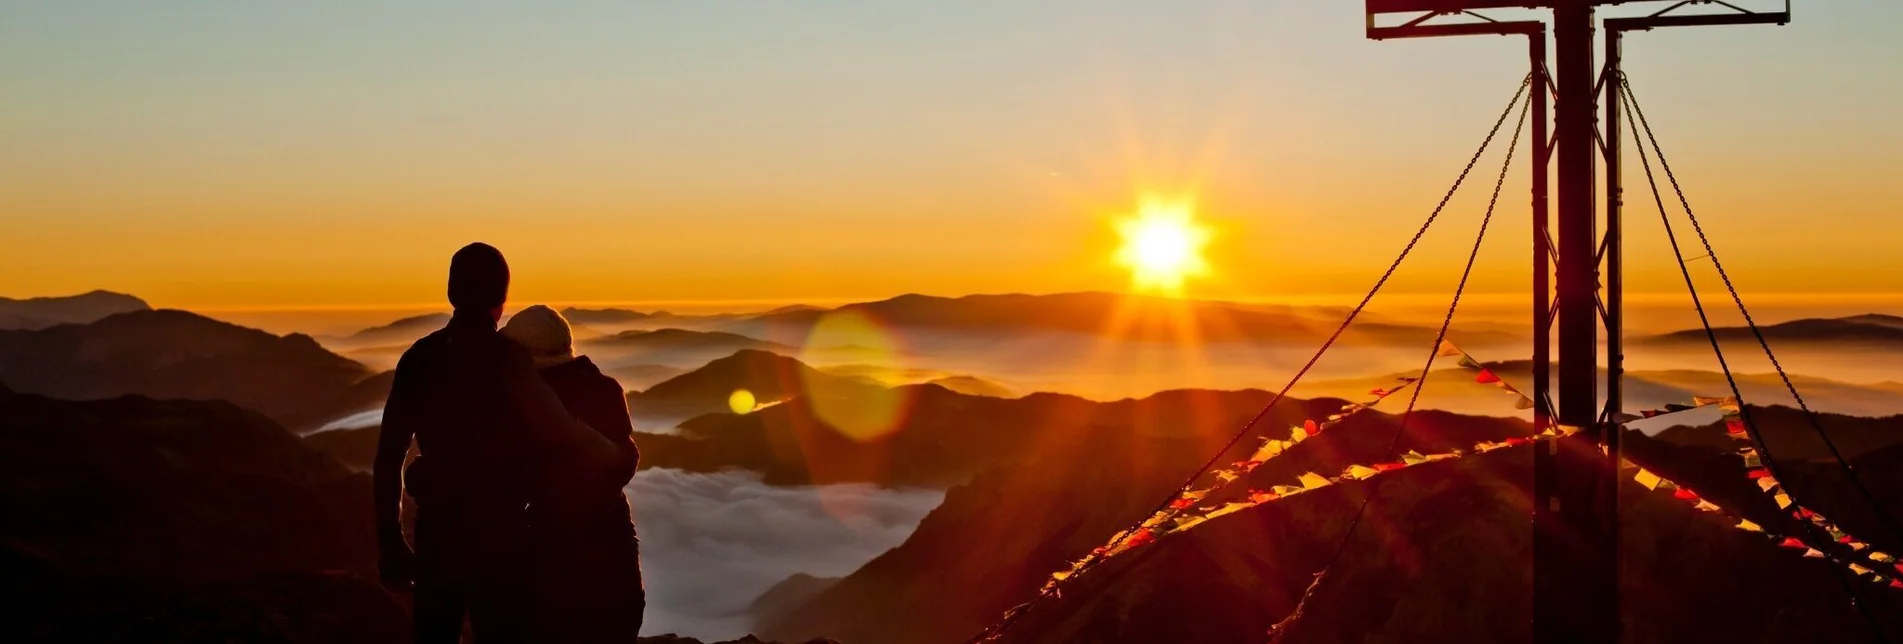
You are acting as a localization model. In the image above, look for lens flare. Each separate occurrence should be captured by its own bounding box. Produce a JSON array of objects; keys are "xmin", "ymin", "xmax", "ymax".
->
[
  {"xmin": 1114, "ymin": 196, "xmax": 1212, "ymax": 295},
  {"xmin": 799, "ymin": 310, "xmax": 912, "ymax": 442},
  {"xmin": 728, "ymin": 388, "xmax": 757, "ymax": 414}
]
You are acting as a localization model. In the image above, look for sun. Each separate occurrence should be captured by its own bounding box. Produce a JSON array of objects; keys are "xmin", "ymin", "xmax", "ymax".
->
[{"xmin": 1114, "ymin": 197, "xmax": 1212, "ymax": 294}]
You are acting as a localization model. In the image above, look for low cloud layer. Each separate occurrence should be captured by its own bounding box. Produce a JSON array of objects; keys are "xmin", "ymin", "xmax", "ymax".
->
[
  {"xmin": 312, "ymin": 409, "xmax": 381, "ymax": 434},
  {"xmin": 626, "ymin": 469, "xmax": 943, "ymax": 640}
]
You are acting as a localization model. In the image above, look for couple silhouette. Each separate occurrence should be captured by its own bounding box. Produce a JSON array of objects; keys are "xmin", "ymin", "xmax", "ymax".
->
[{"xmin": 373, "ymin": 243, "xmax": 644, "ymax": 643}]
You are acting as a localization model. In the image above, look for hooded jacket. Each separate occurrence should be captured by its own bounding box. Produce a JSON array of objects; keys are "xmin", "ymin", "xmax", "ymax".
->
[{"xmin": 531, "ymin": 355, "xmax": 639, "ymax": 539}]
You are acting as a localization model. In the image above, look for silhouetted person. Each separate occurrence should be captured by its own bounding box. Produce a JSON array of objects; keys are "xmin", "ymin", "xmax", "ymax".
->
[
  {"xmin": 501, "ymin": 305, "xmax": 644, "ymax": 642},
  {"xmin": 374, "ymin": 243, "xmax": 618, "ymax": 644}
]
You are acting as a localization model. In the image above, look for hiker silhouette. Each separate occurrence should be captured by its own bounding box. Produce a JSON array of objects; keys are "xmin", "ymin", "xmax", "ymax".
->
[{"xmin": 373, "ymin": 243, "xmax": 633, "ymax": 643}]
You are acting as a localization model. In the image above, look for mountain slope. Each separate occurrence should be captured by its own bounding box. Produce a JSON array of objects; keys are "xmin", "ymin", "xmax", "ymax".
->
[
  {"xmin": 637, "ymin": 370, "xmax": 1354, "ymax": 488},
  {"xmin": 0, "ymin": 310, "xmax": 373, "ymax": 428},
  {"xmin": 764, "ymin": 409, "xmax": 1903, "ymax": 644},
  {"xmin": 0, "ymin": 388, "xmax": 400, "ymax": 642},
  {"xmin": 0, "ymin": 290, "xmax": 150, "ymax": 330},
  {"xmin": 625, "ymin": 349, "xmax": 855, "ymax": 428}
]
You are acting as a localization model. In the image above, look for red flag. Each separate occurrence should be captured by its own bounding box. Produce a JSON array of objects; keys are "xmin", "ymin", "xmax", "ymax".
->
[
  {"xmin": 1125, "ymin": 529, "xmax": 1157, "ymax": 549},
  {"xmin": 1374, "ymin": 463, "xmax": 1407, "ymax": 472},
  {"xmin": 1891, "ymin": 580, "xmax": 1903, "ymax": 590},
  {"xmin": 1747, "ymin": 468, "xmax": 1772, "ymax": 479},
  {"xmin": 1673, "ymin": 488, "xmax": 1699, "ymax": 500},
  {"xmin": 1779, "ymin": 537, "xmax": 1806, "ymax": 549},
  {"xmin": 1303, "ymin": 420, "xmax": 1320, "ymax": 436},
  {"xmin": 1248, "ymin": 489, "xmax": 1278, "ymax": 504},
  {"xmin": 1726, "ymin": 418, "xmax": 1747, "ymax": 435},
  {"xmin": 1169, "ymin": 498, "xmax": 1196, "ymax": 510},
  {"xmin": 1370, "ymin": 388, "xmax": 1388, "ymax": 397},
  {"xmin": 1840, "ymin": 535, "xmax": 1857, "ymax": 544},
  {"xmin": 1475, "ymin": 369, "xmax": 1501, "ymax": 385}
]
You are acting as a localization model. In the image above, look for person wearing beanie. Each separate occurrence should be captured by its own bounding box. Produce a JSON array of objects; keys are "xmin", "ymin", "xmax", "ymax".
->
[
  {"xmin": 500, "ymin": 305, "xmax": 576, "ymax": 367},
  {"xmin": 502, "ymin": 304, "xmax": 644, "ymax": 642},
  {"xmin": 374, "ymin": 243, "xmax": 623, "ymax": 644}
]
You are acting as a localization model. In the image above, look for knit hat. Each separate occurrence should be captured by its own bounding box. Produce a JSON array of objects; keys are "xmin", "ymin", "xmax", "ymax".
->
[{"xmin": 500, "ymin": 304, "xmax": 575, "ymax": 367}]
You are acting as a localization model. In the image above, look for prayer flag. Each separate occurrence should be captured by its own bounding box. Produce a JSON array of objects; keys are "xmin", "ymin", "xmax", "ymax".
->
[{"xmin": 1634, "ymin": 469, "xmax": 1663, "ymax": 491}]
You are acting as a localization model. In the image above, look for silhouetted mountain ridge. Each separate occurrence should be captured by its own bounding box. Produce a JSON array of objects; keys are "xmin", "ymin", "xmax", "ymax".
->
[
  {"xmin": 0, "ymin": 290, "xmax": 150, "ymax": 330},
  {"xmin": 0, "ymin": 309, "xmax": 374, "ymax": 429},
  {"xmin": 1645, "ymin": 314, "xmax": 1903, "ymax": 347},
  {"xmin": 0, "ymin": 389, "xmax": 393, "ymax": 641},
  {"xmin": 763, "ymin": 402, "xmax": 1903, "ymax": 644},
  {"xmin": 727, "ymin": 291, "xmax": 1493, "ymax": 346},
  {"xmin": 625, "ymin": 349, "xmax": 860, "ymax": 428}
]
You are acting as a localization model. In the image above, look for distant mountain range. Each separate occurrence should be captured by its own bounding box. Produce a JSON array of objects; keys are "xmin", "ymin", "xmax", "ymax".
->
[
  {"xmin": 1305, "ymin": 359, "xmax": 1903, "ymax": 420},
  {"xmin": 721, "ymin": 292, "xmax": 1484, "ymax": 347},
  {"xmin": 0, "ymin": 290, "xmax": 149, "ymax": 330},
  {"xmin": 624, "ymin": 349, "xmax": 862, "ymax": 429},
  {"xmin": 1643, "ymin": 313, "xmax": 1903, "ymax": 348},
  {"xmin": 0, "ymin": 309, "xmax": 378, "ymax": 430},
  {"xmin": 334, "ymin": 312, "xmax": 449, "ymax": 346}
]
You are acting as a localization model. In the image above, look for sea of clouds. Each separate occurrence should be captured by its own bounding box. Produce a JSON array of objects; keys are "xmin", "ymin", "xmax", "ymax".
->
[{"xmin": 626, "ymin": 468, "xmax": 944, "ymax": 640}]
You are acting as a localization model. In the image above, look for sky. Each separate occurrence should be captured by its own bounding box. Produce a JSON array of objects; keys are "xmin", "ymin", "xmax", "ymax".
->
[{"xmin": 2, "ymin": 1, "xmax": 1899, "ymax": 312}]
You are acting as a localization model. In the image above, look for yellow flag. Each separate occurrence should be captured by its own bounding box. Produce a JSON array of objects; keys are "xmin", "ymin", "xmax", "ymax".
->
[
  {"xmin": 1776, "ymin": 493, "xmax": 1794, "ymax": 509},
  {"xmin": 1299, "ymin": 472, "xmax": 1331, "ymax": 489},
  {"xmin": 1803, "ymin": 548, "xmax": 1825, "ymax": 559},
  {"xmin": 1436, "ymin": 340, "xmax": 1464, "ymax": 357},
  {"xmin": 1345, "ymin": 465, "xmax": 1380, "ymax": 480},
  {"xmin": 1633, "ymin": 469, "xmax": 1663, "ymax": 491},
  {"xmin": 1692, "ymin": 396, "xmax": 1729, "ymax": 407},
  {"xmin": 1736, "ymin": 519, "xmax": 1764, "ymax": 533},
  {"xmin": 1757, "ymin": 477, "xmax": 1780, "ymax": 492},
  {"xmin": 1206, "ymin": 502, "xmax": 1255, "ymax": 521},
  {"xmin": 1851, "ymin": 564, "xmax": 1875, "ymax": 576},
  {"xmin": 1870, "ymin": 551, "xmax": 1896, "ymax": 563}
]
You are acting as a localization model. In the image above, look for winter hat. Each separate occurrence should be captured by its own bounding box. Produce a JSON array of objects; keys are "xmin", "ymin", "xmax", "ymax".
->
[
  {"xmin": 448, "ymin": 243, "xmax": 510, "ymax": 311},
  {"xmin": 501, "ymin": 304, "xmax": 575, "ymax": 367}
]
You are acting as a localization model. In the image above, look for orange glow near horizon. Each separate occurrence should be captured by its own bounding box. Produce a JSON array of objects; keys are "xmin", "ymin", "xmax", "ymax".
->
[{"xmin": 1113, "ymin": 196, "xmax": 1213, "ymax": 296}]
